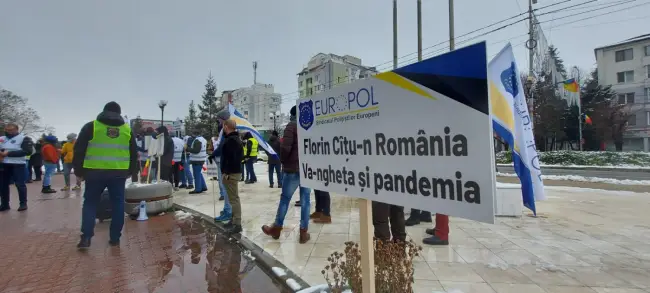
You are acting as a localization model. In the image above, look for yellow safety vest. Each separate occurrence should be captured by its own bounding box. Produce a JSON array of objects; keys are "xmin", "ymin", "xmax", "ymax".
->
[
  {"xmin": 248, "ymin": 137, "xmax": 258, "ymax": 157},
  {"xmin": 83, "ymin": 120, "xmax": 131, "ymax": 170}
]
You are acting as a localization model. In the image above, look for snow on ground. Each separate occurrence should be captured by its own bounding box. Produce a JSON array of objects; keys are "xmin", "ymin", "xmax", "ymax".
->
[
  {"xmin": 496, "ymin": 181, "xmax": 647, "ymax": 196},
  {"xmin": 285, "ymin": 278, "xmax": 302, "ymax": 291},
  {"xmin": 497, "ymin": 163, "xmax": 650, "ymax": 170},
  {"xmin": 496, "ymin": 172, "xmax": 650, "ymax": 185},
  {"xmin": 271, "ymin": 267, "xmax": 287, "ymax": 277},
  {"xmin": 174, "ymin": 210, "xmax": 193, "ymax": 221}
]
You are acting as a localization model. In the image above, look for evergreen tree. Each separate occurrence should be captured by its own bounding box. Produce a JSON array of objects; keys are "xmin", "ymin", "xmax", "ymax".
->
[
  {"xmin": 196, "ymin": 73, "xmax": 219, "ymax": 137},
  {"xmin": 548, "ymin": 46, "xmax": 567, "ymax": 76},
  {"xmin": 185, "ymin": 100, "xmax": 198, "ymax": 134}
]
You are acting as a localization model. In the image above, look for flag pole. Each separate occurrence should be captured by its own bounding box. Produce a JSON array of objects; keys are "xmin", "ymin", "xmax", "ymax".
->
[{"xmin": 578, "ymin": 87, "xmax": 583, "ymax": 151}]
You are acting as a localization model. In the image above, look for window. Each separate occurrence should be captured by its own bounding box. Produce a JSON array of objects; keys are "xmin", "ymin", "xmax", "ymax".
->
[
  {"xmin": 617, "ymin": 70, "xmax": 634, "ymax": 83},
  {"xmin": 615, "ymin": 48, "xmax": 633, "ymax": 62},
  {"xmin": 618, "ymin": 93, "xmax": 635, "ymax": 104},
  {"xmin": 646, "ymin": 111, "xmax": 650, "ymax": 125},
  {"xmin": 647, "ymin": 65, "xmax": 650, "ymax": 78},
  {"xmin": 646, "ymin": 88, "xmax": 650, "ymax": 100},
  {"xmin": 628, "ymin": 114, "xmax": 637, "ymax": 126},
  {"xmin": 645, "ymin": 45, "xmax": 650, "ymax": 57},
  {"xmin": 299, "ymin": 81, "xmax": 303, "ymax": 87}
]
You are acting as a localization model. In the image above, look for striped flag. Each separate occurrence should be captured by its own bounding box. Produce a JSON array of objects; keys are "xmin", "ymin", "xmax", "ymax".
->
[{"xmin": 218, "ymin": 104, "xmax": 279, "ymax": 160}]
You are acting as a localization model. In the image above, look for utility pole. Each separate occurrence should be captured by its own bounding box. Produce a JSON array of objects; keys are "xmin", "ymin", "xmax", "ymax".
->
[
  {"xmin": 449, "ymin": 0, "xmax": 455, "ymax": 51},
  {"xmin": 417, "ymin": 0, "xmax": 422, "ymax": 61},
  {"xmin": 527, "ymin": 0, "xmax": 537, "ymax": 125},
  {"xmin": 393, "ymin": 0, "xmax": 398, "ymax": 69},
  {"xmin": 253, "ymin": 61, "xmax": 258, "ymax": 84}
]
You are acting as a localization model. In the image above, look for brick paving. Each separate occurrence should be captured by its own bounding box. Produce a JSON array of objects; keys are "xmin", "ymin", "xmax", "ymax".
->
[{"xmin": 0, "ymin": 174, "xmax": 283, "ymax": 293}]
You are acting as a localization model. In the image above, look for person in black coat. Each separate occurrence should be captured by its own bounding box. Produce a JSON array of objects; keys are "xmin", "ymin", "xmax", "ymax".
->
[{"xmin": 266, "ymin": 131, "xmax": 282, "ymax": 188}]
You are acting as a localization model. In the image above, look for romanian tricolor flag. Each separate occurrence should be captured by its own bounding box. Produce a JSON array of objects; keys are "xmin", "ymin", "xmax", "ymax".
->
[
  {"xmin": 563, "ymin": 78, "xmax": 579, "ymax": 93},
  {"xmin": 583, "ymin": 113, "xmax": 593, "ymax": 125},
  {"xmin": 141, "ymin": 159, "xmax": 150, "ymax": 177}
]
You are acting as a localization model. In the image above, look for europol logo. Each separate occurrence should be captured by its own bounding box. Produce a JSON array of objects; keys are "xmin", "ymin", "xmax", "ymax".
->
[{"xmin": 299, "ymin": 100, "xmax": 314, "ymax": 131}]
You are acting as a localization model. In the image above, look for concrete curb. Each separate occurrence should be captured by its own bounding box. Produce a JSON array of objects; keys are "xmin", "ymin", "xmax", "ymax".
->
[
  {"xmin": 496, "ymin": 164, "xmax": 650, "ymax": 172},
  {"xmin": 173, "ymin": 203, "xmax": 309, "ymax": 293}
]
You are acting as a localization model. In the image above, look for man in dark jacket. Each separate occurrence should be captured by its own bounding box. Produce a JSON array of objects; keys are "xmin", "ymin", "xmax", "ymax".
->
[
  {"xmin": 29, "ymin": 138, "xmax": 43, "ymax": 182},
  {"xmin": 219, "ymin": 119, "xmax": 243, "ymax": 234},
  {"xmin": 262, "ymin": 106, "xmax": 312, "ymax": 244},
  {"xmin": 213, "ymin": 108, "xmax": 233, "ymax": 222},
  {"xmin": 73, "ymin": 101, "xmax": 138, "ymax": 249},
  {"xmin": 0, "ymin": 122, "xmax": 34, "ymax": 211},
  {"xmin": 154, "ymin": 125, "xmax": 174, "ymax": 183},
  {"xmin": 266, "ymin": 130, "xmax": 282, "ymax": 188}
]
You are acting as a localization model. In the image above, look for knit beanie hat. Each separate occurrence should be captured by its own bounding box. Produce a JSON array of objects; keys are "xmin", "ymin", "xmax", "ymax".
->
[
  {"xmin": 290, "ymin": 106, "xmax": 296, "ymax": 117},
  {"xmin": 103, "ymin": 101, "xmax": 122, "ymax": 114}
]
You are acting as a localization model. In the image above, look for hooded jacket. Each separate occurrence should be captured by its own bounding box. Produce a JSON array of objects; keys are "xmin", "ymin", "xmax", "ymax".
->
[
  {"xmin": 155, "ymin": 126, "xmax": 174, "ymax": 166},
  {"xmin": 73, "ymin": 110, "xmax": 138, "ymax": 179},
  {"xmin": 280, "ymin": 116, "xmax": 299, "ymax": 173}
]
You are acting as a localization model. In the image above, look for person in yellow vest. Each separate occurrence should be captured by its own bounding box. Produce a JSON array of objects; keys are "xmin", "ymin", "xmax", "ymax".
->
[
  {"xmin": 73, "ymin": 101, "xmax": 138, "ymax": 250},
  {"xmin": 61, "ymin": 133, "xmax": 81, "ymax": 191},
  {"xmin": 242, "ymin": 132, "xmax": 258, "ymax": 184}
]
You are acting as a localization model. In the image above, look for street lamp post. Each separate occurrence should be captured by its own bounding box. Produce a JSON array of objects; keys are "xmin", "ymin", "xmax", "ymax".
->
[
  {"xmin": 158, "ymin": 100, "xmax": 168, "ymax": 127},
  {"xmin": 269, "ymin": 111, "xmax": 280, "ymax": 132}
]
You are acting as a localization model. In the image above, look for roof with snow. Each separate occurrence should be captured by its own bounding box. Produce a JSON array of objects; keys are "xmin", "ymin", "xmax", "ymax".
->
[{"xmin": 594, "ymin": 33, "xmax": 650, "ymax": 52}]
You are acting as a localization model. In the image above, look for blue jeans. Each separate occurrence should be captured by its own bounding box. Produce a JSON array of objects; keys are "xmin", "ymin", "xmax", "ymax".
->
[
  {"xmin": 274, "ymin": 172, "xmax": 311, "ymax": 229},
  {"xmin": 80, "ymin": 177, "xmax": 126, "ymax": 241},
  {"xmin": 0, "ymin": 163, "xmax": 27, "ymax": 206},
  {"xmin": 268, "ymin": 164, "xmax": 282, "ymax": 186},
  {"xmin": 182, "ymin": 161, "xmax": 194, "ymax": 185},
  {"xmin": 217, "ymin": 159, "xmax": 231, "ymax": 214},
  {"xmin": 245, "ymin": 158, "xmax": 257, "ymax": 182},
  {"xmin": 191, "ymin": 163, "xmax": 206, "ymax": 191},
  {"xmin": 43, "ymin": 163, "xmax": 57, "ymax": 187}
]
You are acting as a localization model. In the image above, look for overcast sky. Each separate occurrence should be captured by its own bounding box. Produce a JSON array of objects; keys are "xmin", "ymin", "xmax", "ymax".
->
[{"xmin": 1, "ymin": 0, "xmax": 647, "ymax": 137}]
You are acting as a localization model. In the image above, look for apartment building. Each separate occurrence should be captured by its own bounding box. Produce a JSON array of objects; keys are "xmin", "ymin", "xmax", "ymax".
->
[
  {"xmin": 229, "ymin": 83, "xmax": 282, "ymax": 130},
  {"xmin": 297, "ymin": 53, "xmax": 377, "ymax": 98},
  {"xmin": 595, "ymin": 34, "xmax": 650, "ymax": 151}
]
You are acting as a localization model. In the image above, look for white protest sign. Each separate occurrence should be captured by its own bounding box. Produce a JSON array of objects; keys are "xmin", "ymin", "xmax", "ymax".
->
[{"xmin": 297, "ymin": 42, "xmax": 496, "ymax": 224}]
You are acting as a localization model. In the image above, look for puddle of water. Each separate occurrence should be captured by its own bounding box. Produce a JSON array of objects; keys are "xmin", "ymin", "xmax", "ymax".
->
[{"xmin": 150, "ymin": 215, "xmax": 287, "ymax": 293}]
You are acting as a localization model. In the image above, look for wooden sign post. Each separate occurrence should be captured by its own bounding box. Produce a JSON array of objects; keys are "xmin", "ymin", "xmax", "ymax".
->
[{"xmin": 358, "ymin": 198, "xmax": 375, "ymax": 293}]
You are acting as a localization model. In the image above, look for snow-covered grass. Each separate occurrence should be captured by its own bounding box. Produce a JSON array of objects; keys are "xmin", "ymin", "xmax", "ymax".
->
[
  {"xmin": 496, "ymin": 172, "xmax": 650, "ymax": 185},
  {"xmin": 496, "ymin": 150, "xmax": 650, "ymax": 167}
]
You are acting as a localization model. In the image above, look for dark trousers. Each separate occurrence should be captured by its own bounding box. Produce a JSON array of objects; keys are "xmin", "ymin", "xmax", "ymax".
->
[
  {"xmin": 268, "ymin": 163, "xmax": 282, "ymax": 186},
  {"xmin": 160, "ymin": 164, "xmax": 173, "ymax": 184},
  {"xmin": 171, "ymin": 163, "xmax": 180, "ymax": 187},
  {"xmin": 29, "ymin": 155, "xmax": 42, "ymax": 180},
  {"xmin": 80, "ymin": 177, "xmax": 126, "ymax": 241},
  {"xmin": 245, "ymin": 158, "xmax": 257, "ymax": 181},
  {"xmin": 372, "ymin": 202, "xmax": 406, "ymax": 242},
  {"xmin": 0, "ymin": 163, "xmax": 28, "ymax": 207},
  {"xmin": 314, "ymin": 190, "xmax": 331, "ymax": 216}
]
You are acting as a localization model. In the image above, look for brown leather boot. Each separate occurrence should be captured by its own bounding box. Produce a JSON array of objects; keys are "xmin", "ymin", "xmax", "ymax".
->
[
  {"xmin": 309, "ymin": 211, "xmax": 323, "ymax": 219},
  {"xmin": 261, "ymin": 225, "xmax": 282, "ymax": 239},
  {"xmin": 313, "ymin": 215, "xmax": 332, "ymax": 224},
  {"xmin": 299, "ymin": 228, "xmax": 310, "ymax": 244}
]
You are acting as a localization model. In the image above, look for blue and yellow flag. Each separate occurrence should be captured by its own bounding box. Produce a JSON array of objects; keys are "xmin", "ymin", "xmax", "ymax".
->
[
  {"xmin": 215, "ymin": 104, "xmax": 278, "ymax": 159},
  {"xmin": 489, "ymin": 44, "xmax": 546, "ymax": 215}
]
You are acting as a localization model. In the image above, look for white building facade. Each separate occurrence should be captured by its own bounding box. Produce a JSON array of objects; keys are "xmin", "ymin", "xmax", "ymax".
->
[
  {"xmin": 297, "ymin": 53, "xmax": 377, "ymax": 98},
  {"xmin": 595, "ymin": 34, "xmax": 650, "ymax": 151},
  {"xmin": 230, "ymin": 83, "xmax": 282, "ymax": 130}
]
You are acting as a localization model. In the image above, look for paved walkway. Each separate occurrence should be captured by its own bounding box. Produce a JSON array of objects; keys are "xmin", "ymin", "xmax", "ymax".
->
[
  {"xmin": 176, "ymin": 164, "xmax": 650, "ymax": 293},
  {"xmin": 0, "ymin": 174, "xmax": 282, "ymax": 293}
]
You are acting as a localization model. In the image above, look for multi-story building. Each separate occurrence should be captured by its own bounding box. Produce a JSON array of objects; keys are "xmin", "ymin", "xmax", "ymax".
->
[
  {"xmin": 297, "ymin": 53, "xmax": 377, "ymax": 98},
  {"xmin": 594, "ymin": 34, "xmax": 650, "ymax": 151},
  {"xmin": 230, "ymin": 83, "xmax": 282, "ymax": 130}
]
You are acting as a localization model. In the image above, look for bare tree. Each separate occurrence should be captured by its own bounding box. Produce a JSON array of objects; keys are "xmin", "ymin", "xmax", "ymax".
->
[{"xmin": 0, "ymin": 88, "xmax": 53, "ymax": 136}]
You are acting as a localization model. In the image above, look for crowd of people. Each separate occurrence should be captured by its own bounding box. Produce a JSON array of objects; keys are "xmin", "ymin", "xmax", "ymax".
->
[{"xmin": 1, "ymin": 101, "xmax": 450, "ymax": 250}]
